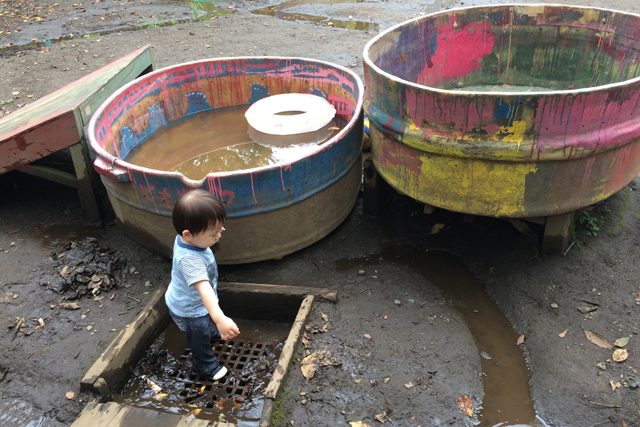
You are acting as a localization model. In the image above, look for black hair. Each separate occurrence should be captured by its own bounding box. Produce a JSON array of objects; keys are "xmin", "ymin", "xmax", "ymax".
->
[{"xmin": 172, "ymin": 189, "xmax": 227, "ymax": 236}]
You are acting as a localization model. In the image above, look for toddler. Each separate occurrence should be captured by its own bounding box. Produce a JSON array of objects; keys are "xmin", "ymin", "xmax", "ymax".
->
[{"xmin": 165, "ymin": 189, "xmax": 240, "ymax": 380}]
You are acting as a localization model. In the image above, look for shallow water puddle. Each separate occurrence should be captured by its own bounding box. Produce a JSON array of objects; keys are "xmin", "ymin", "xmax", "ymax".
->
[
  {"xmin": 0, "ymin": 397, "xmax": 67, "ymax": 427},
  {"xmin": 336, "ymin": 247, "xmax": 547, "ymax": 426},
  {"xmin": 114, "ymin": 318, "xmax": 288, "ymax": 425},
  {"xmin": 124, "ymin": 106, "xmax": 344, "ymax": 180}
]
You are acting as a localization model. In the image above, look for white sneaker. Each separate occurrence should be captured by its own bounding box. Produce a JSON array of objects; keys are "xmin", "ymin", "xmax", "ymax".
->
[{"xmin": 212, "ymin": 366, "xmax": 228, "ymax": 381}]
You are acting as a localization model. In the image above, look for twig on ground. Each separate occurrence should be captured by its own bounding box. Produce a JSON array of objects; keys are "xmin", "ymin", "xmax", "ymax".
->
[
  {"xmin": 356, "ymin": 288, "xmax": 370, "ymax": 296},
  {"xmin": 587, "ymin": 400, "xmax": 621, "ymax": 409},
  {"xmin": 589, "ymin": 420, "xmax": 610, "ymax": 427},
  {"xmin": 127, "ymin": 295, "xmax": 140, "ymax": 303}
]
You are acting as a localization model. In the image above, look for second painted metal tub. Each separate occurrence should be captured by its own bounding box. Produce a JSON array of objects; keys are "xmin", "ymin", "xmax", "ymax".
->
[
  {"xmin": 363, "ymin": 4, "xmax": 640, "ymax": 218},
  {"xmin": 87, "ymin": 57, "xmax": 364, "ymax": 264}
]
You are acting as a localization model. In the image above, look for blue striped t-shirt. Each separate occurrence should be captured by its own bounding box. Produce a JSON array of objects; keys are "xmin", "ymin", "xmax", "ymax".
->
[{"xmin": 165, "ymin": 235, "xmax": 218, "ymax": 318}]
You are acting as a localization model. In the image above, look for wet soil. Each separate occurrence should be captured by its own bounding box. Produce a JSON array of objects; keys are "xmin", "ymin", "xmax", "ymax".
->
[{"xmin": 1, "ymin": 0, "xmax": 640, "ymax": 426}]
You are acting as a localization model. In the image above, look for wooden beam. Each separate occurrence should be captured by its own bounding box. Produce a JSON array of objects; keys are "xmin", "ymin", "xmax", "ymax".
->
[
  {"xmin": 218, "ymin": 282, "xmax": 337, "ymax": 303},
  {"xmin": 541, "ymin": 211, "xmax": 576, "ymax": 255},
  {"xmin": 17, "ymin": 164, "xmax": 79, "ymax": 188}
]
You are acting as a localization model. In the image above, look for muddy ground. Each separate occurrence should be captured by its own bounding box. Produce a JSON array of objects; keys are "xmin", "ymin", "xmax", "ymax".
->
[{"xmin": 1, "ymin": 0, "xmax": 640, "ymax": 426}]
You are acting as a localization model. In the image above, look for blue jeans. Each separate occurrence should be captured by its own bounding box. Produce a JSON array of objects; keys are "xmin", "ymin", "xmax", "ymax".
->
[{"xmin": 169, "ymin": 309, "xmax": 222, "ymax": 377}]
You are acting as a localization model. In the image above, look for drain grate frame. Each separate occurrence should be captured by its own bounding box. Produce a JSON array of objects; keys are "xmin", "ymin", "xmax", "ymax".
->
[{"xmin": 174, "ymin": 339, "xmax": 279, "ymax": 402}]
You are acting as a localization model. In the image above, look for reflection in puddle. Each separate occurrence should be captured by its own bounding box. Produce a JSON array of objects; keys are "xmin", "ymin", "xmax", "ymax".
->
[
  {"xmin": 336, "ymin": 247, "xmax": 549, "ymax": 427},
  {"xmin": 124, "ymin": 106, "xmax": 345, "ymax": 180},
  {"xmin": 0, "ymin": 396, "xmax": 66, "ymax": 427}
]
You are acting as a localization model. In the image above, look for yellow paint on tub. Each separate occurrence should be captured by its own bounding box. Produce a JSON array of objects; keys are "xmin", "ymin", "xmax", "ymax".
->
[
  {"xmin": 491, "ymin": 120, "xmax": 527, "ymax": 151},
  {"xmin": 372, "ymin": 128, "xmax": 538, "ymax": 216},
  {"xmin": 406, "ymin": 117, "xmax": 421, "ymax": 131},
  {"xmin": 416, "ymin": 153, "xmax": 537, "ymax": 216}
]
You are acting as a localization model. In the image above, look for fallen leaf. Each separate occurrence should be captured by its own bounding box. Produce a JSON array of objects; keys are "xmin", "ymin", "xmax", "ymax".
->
[
  {"xmin": 612, "ymin": 349, "xmax": 628, "ymax": 362},
  {"xmin": 60, "ymin": 302, "xmax": 80, "ymax": 310},
  {"xmin": 383, "ymin": 378, "xmax": 390, "ymax": 383},
  {"xmin": 227, "ymin": 4, "xmax": 235, "ymax": 8},
  {"xmin": 610, "ymin": 380, "xmax": 621, "ymax": 391},
  {"xmin": 186, "ymin": 408, "xmax": 201, "ymax": 417},
  {"xmin": 36, "ymin": 318, "xmax": 45, "ymax": 329},
  {"xmin": 374, "ymin": 411, "xmax": 387, "ymax": 423},
  {"xmin": 301, "ymin": 351, "xmax": 326, "ymax": 380},
  {"xmin": 632, "ymin": 292, "xmax": 640, "ymax": 299},
  {"xmin": 353, "ymin": 378, "xmax": 362, "ymax": 384},
  {"xmin": 614, "ymin": 337, "xmax": 629, "ymax": 348},
  {"xmin": 516, "ymin": 334, "xmax": 525, "ymax": 345},
  {"xmin": 363, "ymin": 334, "xmax": 371, "ymax": 339},
  {"xmin": 621, "ymin": 420, "xmax": 628, "ymax": 427},
  {"xmin": 559, "ymin": 329, "xmax": 568, "ymax": 338},
  {"xmin": 457, "ymin": 395, "xmax": 473, "ymax": 417},
  {"xmin": 110, "ymin": 293, "xmax": 115, "ymax": 300},
  {"xmin": 583, "ymin": 328, "xmax": 613, "ymax": 349},
  {"xmin": 320, "ymin": 312, "xmax": 328, "ymax": 322},
  {"xmin": 141, "ymin": 375, "xmax": 162, "ymax": 393},
  {"xmin": 349, "ymin": 422, "xmax": 371, "ymax": 427},
  {"xmin": 152, "ymin": 393, "xmax": 168, "ymax": 399},
  {"xmin": 577, "ymin": 306, "xmax": 598, "ymax": 314},
  {"xmin": 66, "ymin": 391, "xmax": 74, "ymax": 399},
  {"xmin": 430, "ymin": 223, "xmax": 445, "ymax": 234},
  {"xmin": 404, "ymin": 381, "xmax": 414, "ymax": 389}
]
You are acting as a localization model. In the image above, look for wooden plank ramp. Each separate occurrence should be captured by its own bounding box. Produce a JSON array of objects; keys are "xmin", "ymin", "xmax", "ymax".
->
[{"xmin": 0, "ymin": 45, "xmax": 154, "ymax": 222}]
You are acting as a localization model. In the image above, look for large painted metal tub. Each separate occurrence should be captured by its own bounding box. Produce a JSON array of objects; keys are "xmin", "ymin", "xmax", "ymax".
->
[
  {"xmin": 87, "ymin": 57, "xmax": 364, "ymax": 264},
  {"xmin": 363, "ymin": 4, "xmax": 640, "ymax": 218}
]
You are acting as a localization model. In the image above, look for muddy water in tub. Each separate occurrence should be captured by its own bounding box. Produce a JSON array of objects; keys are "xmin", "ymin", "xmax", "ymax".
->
[{"xmin": 124, "ymin": 106, "xmax": 344, "ymax": 180}]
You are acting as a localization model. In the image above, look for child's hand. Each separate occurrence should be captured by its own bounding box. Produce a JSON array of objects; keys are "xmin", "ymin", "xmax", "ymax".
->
[{"xmin": 217, "ymin": 316, "xmax": 240, "ymax": 341}]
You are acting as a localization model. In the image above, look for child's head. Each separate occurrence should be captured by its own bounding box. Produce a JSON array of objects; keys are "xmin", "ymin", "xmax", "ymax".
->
[{"xmin": 173, "ymin": 189, "xmax": 227, "ymax": 248}]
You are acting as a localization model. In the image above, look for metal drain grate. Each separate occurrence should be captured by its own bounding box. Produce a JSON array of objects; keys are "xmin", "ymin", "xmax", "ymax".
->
[{"xmin": 174, "ymin": 339, "xmax": 278, "ymax": 403}]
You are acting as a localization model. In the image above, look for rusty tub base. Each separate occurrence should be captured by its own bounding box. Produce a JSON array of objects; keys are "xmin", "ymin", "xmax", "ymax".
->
[{"xmin": 104, "ymin": 157, "xmax": 361, "ymax": 264}]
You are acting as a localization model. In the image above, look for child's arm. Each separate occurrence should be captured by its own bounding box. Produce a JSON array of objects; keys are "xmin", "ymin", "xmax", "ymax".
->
[{"xmin": 194, "ymin": 280, "xmax": 240, "ymax": 340}]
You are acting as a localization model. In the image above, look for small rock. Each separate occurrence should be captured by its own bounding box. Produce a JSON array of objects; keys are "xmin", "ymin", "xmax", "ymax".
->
[
  {"xmin": 394, "ymin": 300, "xmax": 401, "ymax": 306},
  {"xmin": 145, "ymin": 281, "xmax": 152, "ymax": 287},
  {"xmin": 383, "ymin": 378, "xmax": 390, "ymax": 384},
  {"xmin": 301, "ymin": 399, "xmax": 307, "ymax": 404},
  {"xmin": 129, "ymin": 266, "xmax": 136, "ymax": 274},
  {"xmin": 50, "ymin": 305, "xmax": 57, "ymax": 309},
  {"xmin": 91, "ymin": 274, "xmax": 101, "ymax": 283},
  {"xmin": 10, "ymin": 242, "xmax": 15, "ymax": 247},
  {"xmin": 597, "ymin": 362, "xmax": 607, "ymax": 371},
  {"xmin": 358, "ymin": 270, "xmax": 365, "ymax": 276},
  {"xmin": 300, "ymin": 391, "xmax": 307, "ymax": 396},
  {"xmin": 86, "ymin": 325, "xmax": 93, "ymax": 331},
  {"xmin": 550, "ymin": 303, "xmax": 559, "ymax": 309},
  {"xmin": 629, "ymin": 380, "xmax": 638, "ymax": 390},
  {"xmin": 12, "ymin": 294, "xmax": 18, "ymax": 299}
]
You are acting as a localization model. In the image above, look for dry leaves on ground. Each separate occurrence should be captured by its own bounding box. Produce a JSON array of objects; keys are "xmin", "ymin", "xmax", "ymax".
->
[
  {"xmin": 612, "ymin": 349, "xmax": 628, "ymax": 363},
  {"xmin": 614, "ymin": 337, "xmax": 629, "ymax": 348},
  {"xmin": 559, "ymin": 329, "xmax": 568, "ymax": 338},
  {"xmin": 349, "ymin": 422, "xmax": 371, "ymax": 427},
  {"xmin": 610, "ymin": 380, "xmax": 621, "ymax": 391},
  {"xmin": 583, "ymin": 327, "xmax": 613, "ymax": 349},
  {"xmin": 457, "ymin": 395, "xmax": 473, "ymax": 417},
  {"xmin": 430, "ymin": 223, "xmax": 445, "ymax": 234},
  {"xmin": 300, "ymin": 350, "xmax": 327, "ymax": 380}
]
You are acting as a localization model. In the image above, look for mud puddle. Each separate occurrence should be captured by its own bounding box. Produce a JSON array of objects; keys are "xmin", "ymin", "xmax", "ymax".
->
[
  {"xmin": 0, "ymin": 395, "xmax": 67, "ymax": 427},
  {"xmin": 336, "ymin": 247, "xmax": 548, "ymax": 426},
  {"xmin": 114, "ymin": 318, "xmax": 288, "ymax": 425}
]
